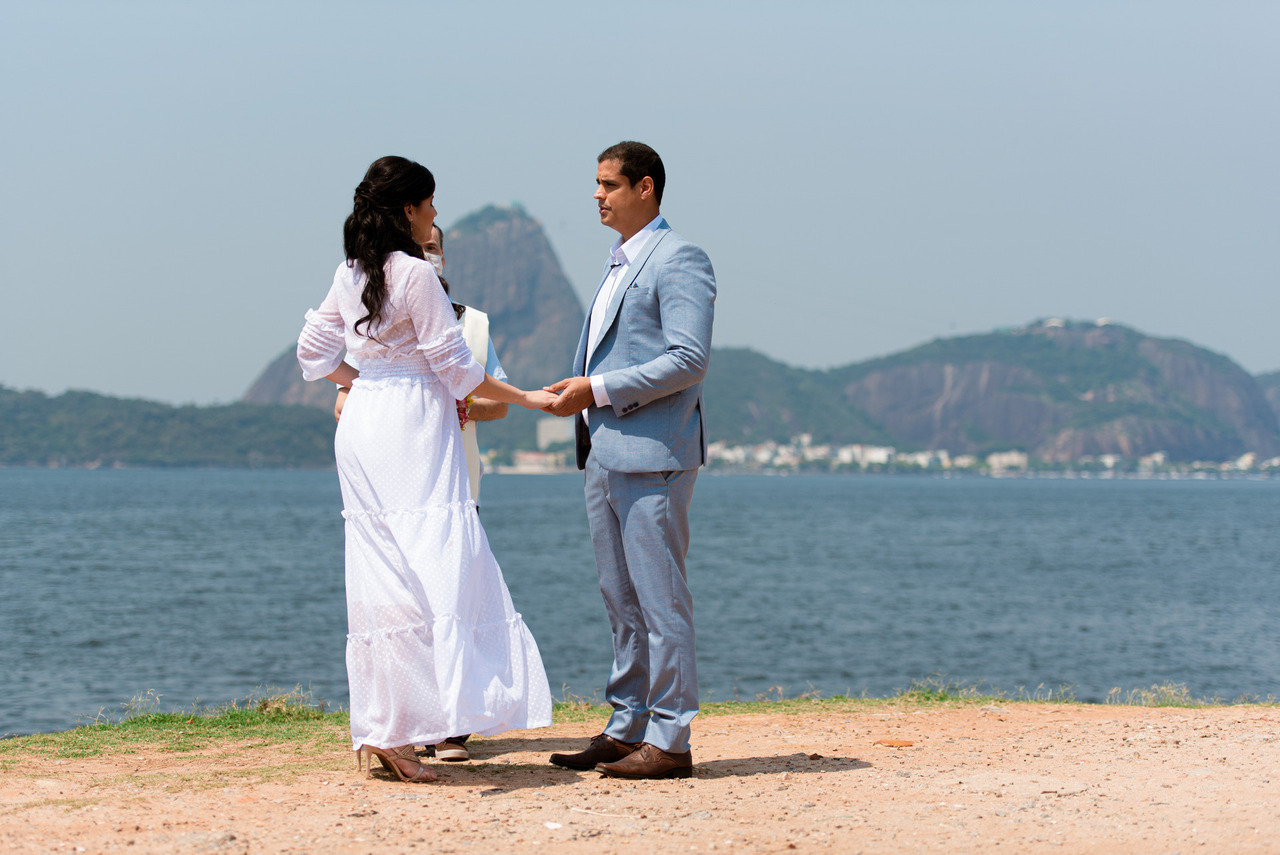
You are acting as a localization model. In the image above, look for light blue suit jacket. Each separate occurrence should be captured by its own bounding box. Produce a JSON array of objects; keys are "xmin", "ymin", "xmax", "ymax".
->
[{"xmin": 573, "ymin": 221, "xmax": 716, "ymax": 472}]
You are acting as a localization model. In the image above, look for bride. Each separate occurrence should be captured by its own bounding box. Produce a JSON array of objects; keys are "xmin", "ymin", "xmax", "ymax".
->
[{"xmin": 297, "ymin": 156, "xmax": 554, "ymax": 783}]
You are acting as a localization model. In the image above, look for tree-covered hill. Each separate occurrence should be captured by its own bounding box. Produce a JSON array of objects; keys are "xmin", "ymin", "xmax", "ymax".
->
[
  {"xmin": 0, "ymin": 387, "xmax": 336, "ymax": 468},
  {"xmin": 1259, "ymin": 370, "xmax": 1280, "ymax": 425},
  {"xmin": 702, "ymin": 348, "xmax": 893, "ymax": 446}
]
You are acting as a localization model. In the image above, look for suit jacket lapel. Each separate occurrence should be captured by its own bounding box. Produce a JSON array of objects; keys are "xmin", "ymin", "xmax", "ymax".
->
[{"xmin": 587, "ymin": 226, "xmax": 670, "ymax": 369}]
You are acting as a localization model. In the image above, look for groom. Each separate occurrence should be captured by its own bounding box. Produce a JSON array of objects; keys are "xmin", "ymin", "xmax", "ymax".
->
[{"xmin": 544, "ymin": 141, "xmax": 716, "ymax": 779}]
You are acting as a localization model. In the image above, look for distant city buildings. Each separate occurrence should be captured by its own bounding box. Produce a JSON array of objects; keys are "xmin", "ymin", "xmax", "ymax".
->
[
  {"xmin": 487, "ymin": 420, "xmax": 1280, "ymax": 477},
  {"xmin": 702, "ymin": 437, "xmax": 1280, "ymax": 477}
]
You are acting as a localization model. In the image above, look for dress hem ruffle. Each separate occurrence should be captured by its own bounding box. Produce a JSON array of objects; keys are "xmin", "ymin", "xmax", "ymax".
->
[
  {"xmin": 346, "ymin": 612, "xmax": 528, "ymax": 644},
  {"xmin": 341, "ymin": 500, "xmax": 476, "ymax": 521}
]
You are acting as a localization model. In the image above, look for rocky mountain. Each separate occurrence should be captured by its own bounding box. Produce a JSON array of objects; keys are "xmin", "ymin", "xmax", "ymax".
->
[
  {"xmin": 242, "ymin": 348, "xmax": 339, "ymax": 409},
  {"xmin": 242, "ymin": 205, "xmax": 586, "ymax": 448},
  {"xmin": 816, "ymin": 320, "xmax": 1280, "ymax": 461},
  {"xmin": 441, "ymin": 205, "xmax": 585, "ymax": 386}
]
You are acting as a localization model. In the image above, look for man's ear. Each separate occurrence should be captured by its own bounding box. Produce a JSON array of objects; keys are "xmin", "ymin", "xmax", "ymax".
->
[{"xmin": 639, "ymin": 176, "xmax": 654, "ymax": 200}]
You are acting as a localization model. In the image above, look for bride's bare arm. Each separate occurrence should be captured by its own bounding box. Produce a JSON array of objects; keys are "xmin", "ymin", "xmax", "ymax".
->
[
  {"xmin": 325, "ymin": 361, "xmax": 359, "ymax": 389},
  {"xmin": 472, "ymin": 373, "xmax": 557, "ymax": 410}
]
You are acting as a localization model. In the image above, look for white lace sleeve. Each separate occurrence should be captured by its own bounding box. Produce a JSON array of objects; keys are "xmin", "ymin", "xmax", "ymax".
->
[
  {"xmin": 297, "ymin": 280, "xmax": 346, "ymax": 382},
  {"xmin": 404, "ymin": 262, "xmax": 485, "ymax": 399},
  {"xmin": 419, "ymin": 326, "xmax": 485, "ymax": 400}
]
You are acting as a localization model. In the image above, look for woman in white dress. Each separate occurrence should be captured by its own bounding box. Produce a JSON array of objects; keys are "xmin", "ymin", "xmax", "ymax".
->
[{"xmin": 297, "ymin": 156, "xmax": 555, "ymax": 783}]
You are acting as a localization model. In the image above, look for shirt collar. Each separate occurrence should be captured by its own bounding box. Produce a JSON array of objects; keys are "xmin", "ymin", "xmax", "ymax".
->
[{"xmin": 610, "ymin": 215, "xmax": 665, "ymax": 266}]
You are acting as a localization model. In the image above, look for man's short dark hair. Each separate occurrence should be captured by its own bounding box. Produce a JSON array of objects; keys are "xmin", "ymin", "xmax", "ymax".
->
[{"xmin": 598, "ymin": 141, "xmax": 665, "ymax": 205}]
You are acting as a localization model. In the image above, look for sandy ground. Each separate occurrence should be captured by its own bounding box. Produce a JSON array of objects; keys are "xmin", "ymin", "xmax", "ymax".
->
[{"xmin": 1, "ymin": 704, "xmax": 1276, "ymax": 853}]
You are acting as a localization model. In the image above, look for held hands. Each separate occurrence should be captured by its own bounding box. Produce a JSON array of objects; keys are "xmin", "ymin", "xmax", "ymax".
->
[
  {"xmin": 521, "ymin": 389, "xmax": 560, "ymax": 410},
  {"xmin": 541, "ymin": 376, "xmax": 593, "ymax": 416}
]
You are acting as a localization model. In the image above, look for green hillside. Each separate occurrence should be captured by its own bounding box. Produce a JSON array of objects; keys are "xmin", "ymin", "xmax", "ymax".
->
[
  {"xmin": 0, "ymin": 387, "xmax": 336, "ymax": 468},
  {"xmin": 703, "ymin": 348, "xmax": 892, "ymax": 446}
]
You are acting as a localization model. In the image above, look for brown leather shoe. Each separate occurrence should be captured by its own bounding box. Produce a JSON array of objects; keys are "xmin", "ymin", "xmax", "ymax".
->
[
  {"xmin": 549, "ymin": 733, "xmax": 638, "ymax": 770},
  {"xmin": 595, "ymin": 742, "xmax": 693, "ymax": 779}
]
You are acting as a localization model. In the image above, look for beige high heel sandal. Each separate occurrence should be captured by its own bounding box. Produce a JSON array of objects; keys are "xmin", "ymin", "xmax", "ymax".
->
[{"xmin": 356, "ymin": 744, "xmax": 436, "ymax": 783}]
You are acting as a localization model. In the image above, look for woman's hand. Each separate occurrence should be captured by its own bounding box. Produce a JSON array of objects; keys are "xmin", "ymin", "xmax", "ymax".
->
[
  {"xmin": 472, "ymin": 373, "xmax": 558, "ymax": 412},
  {"xmin": 521, "ymin": 389, "xmax": 559, "ymax": 410},
  {"xmin": 334, "ymin": 387, "xmax": 350, "ymax": 423}
]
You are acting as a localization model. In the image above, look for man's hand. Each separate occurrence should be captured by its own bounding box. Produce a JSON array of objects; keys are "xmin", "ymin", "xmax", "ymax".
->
[
  {"xmin": 542, "ymin": 376, "xmax": 594, "ymax": 416},
  {"xmin": 468, "ymin": 397, "xmax": 509, "ymax": 421}
]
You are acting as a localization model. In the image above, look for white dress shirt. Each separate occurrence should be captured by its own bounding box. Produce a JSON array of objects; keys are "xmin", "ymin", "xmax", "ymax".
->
[{"xmin": 586, "ymin": 215, "xmax": 665, "ymax": 409}]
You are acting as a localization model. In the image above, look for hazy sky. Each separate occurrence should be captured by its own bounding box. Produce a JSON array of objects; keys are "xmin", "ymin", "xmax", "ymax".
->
[{"xmin": 3, "ymin": 1, "xmax": 1277, "ymax": 405}]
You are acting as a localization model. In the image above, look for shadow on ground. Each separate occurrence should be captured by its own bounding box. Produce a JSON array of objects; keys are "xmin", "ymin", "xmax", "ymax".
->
[
  {"xmin": 391, "ymin": 737, "xmax": 872, "ymax": 784},
  {"xmin": 696, "ymin": 752, "xmax": 870, "ymax": 778}
]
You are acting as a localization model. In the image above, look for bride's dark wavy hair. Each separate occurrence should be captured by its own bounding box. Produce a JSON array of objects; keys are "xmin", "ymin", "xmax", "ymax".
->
[{"xmin": 343, "ymin": 156, "xmax": 435, "ymax": 338}]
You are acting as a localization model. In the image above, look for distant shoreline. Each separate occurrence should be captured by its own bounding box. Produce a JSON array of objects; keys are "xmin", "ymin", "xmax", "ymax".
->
[{"xmin": 4, "ymin": 462, "xmax": 1279, "ymax": 480}]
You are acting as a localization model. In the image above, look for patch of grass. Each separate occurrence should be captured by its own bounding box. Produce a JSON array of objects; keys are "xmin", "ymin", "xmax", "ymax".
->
[
  {"xmin": 551, "ymin": 687, "xmax": 611, "ymax": 723},
  {"xmin": 895, "ymin": 675, "xmax": 1003, "ymax": 704},
  {"xmin": 535, "ymin": 675, "xmax": 1280, "ymax": 722},
  {"xmin": 1107, "ymin": 683, "xmax": 1196, "ymax": 707},
  {"xmin": 0, "ymin": 686, "xmax": 347, "ymax": 764},
  {"xmin": 896, "ymin": 675, "xmax": 1078, "ymax": 705},
  {"xmin": 1103, "ymin": 682, "xmax": 1277, "ymax": 707}
]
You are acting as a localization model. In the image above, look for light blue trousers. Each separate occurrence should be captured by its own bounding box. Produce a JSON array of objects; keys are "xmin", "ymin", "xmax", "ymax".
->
[{"xmin": 584, "ymin": 455, "xmax": 699, "ymax": 753}]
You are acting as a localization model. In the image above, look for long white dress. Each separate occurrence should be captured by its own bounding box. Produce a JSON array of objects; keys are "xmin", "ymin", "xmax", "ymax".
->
[{"xmin": 297, "ymin": 251, "xmax": 551, "ymax": 750}]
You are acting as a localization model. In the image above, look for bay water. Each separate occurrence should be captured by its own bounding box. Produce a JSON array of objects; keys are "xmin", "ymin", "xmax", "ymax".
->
[{"xmin": 2, "ymin": 469, "xmax": 1277, "ymax": 736}]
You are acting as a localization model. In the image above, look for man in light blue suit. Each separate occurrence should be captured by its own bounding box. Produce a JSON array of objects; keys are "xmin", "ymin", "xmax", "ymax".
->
[{"xmin": 544, "ymin": 141, "xmax": 715, "ymax": 779}]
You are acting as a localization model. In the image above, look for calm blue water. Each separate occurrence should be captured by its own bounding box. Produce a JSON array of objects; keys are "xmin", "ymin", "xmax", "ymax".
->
[{"xmin": 2, "ymin": 470, "xmax": 1278, "ymax": 736}]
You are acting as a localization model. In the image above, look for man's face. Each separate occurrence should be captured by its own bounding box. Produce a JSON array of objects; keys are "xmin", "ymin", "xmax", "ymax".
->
[
  {"xmin": 594, "ymin": 159, "xmax": 652, "ymax": 239},
  {"xmin": 422, "ymin": 226, "xmax": 445, "ymax": 265}
]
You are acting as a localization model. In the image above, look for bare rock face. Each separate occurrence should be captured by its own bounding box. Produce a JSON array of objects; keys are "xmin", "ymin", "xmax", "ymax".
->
[
  {"xmin": 242, "ymin": 206, "xmax": 586, "ymax": 415},
  {"xmin": 1036, "ymin": 417, "xmax": 1233, "ymax": 463},
  {"xmin": 1135, "ymin": 338, "xmax": 1279, "ymax": 457},
  {"xmin": 441, "ymin": 205, "xmax": 585, "ymax": 388},
  {"xmin": 842, "ymin": 361, "xmax": 1058, "ymax": 453}
]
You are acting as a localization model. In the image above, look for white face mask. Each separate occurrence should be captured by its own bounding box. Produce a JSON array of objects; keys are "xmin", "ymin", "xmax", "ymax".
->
[{"xmin": 424, "ymin": 252, "xmax": 445, "ymax": 275}]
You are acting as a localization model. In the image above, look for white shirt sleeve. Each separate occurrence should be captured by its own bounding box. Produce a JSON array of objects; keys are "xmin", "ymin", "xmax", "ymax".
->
[{"xmin": 590, "ymin": 374, "xmax": 610, "ymax": 407}]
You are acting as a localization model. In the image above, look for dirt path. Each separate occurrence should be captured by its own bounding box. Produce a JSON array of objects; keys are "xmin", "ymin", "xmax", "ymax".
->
[{"xmin": 2, "ymin": 704, "xmax": 1276, "ymax": 853}]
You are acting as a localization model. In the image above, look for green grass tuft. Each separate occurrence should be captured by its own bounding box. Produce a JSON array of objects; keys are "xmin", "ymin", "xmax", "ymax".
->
[{"xmin": 1104, "ymin": 682, "xmax": 1277, "ymax": 707}]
